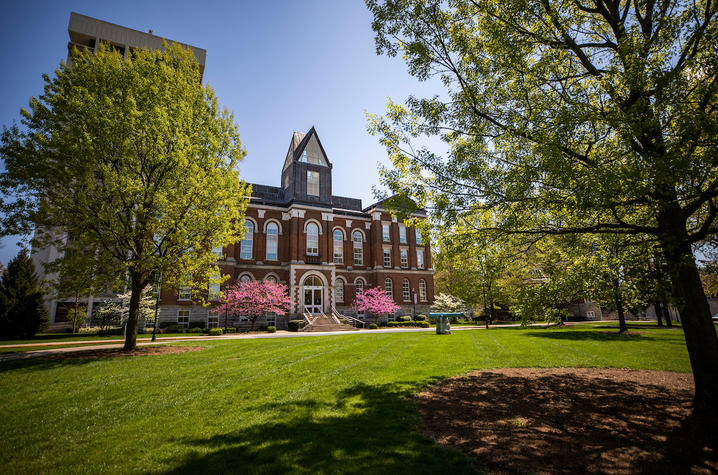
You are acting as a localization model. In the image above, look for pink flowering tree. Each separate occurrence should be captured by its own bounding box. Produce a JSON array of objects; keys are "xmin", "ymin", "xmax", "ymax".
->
[
  {"xmin": 352, "ymin": 286, "xmax": 399, "ymax": 324},
  {"xmin": 218, "ymin": 280, "xmax": 291, "ymax": 330}
]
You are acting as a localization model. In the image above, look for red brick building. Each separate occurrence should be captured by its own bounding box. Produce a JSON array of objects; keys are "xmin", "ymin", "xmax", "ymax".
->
[{"xmin": 158, "ymin": 127, "xmax": 434, "ymax": 328}]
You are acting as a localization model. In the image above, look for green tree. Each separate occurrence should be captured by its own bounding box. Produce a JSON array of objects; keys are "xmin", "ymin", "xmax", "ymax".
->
[
  {"xmin": 0, "ymin": 250, "xmax": 48, "ymax": 339},
  {"xmin": 366, "ymin": 0, "xmax": 718, "ymax": 411},
  {"xmin": 0, "ymin": 43, "xmax": 249, "ymax": 350}
]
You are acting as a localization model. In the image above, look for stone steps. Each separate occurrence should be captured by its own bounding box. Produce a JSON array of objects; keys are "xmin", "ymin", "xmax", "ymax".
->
[{"xmin": 301, "ymin": 314, "xmax": 356, "ymax": 332}]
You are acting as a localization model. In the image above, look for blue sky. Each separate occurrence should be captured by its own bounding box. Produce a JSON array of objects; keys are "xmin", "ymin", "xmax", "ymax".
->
[{"xmin": 0, "ymin": 0, "xmax": 442, "ymax": 265}]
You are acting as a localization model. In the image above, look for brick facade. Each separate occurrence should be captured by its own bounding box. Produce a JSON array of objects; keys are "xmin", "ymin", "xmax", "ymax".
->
[{"xmin": 159, "ymin": 127, "xmax": 434, "ymax": 327}]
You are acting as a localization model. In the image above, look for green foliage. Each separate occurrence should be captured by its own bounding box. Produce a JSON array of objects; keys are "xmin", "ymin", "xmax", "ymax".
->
[
  {"xmin": 188, "ymin": 327, "xmax": 204, "ymax": 333},
  {"xmin": 288, "ymin": 320, "xmax": 304, "ymax": 332},
  {"xmin": 414, "ymin": 315, "xmax": 426, "ymax": 321},
  {"xmin": 0, "ymin": 250, "xmax": 48, "ymax": 339},
  {"xmin": 208, "ymin": 328, "xmax": 224, "ymax": 336},
  {"xmin": 266, "ymin": 326, "xmax": 277, "ymax": 333},
  {"xmin": 387, "ymin": 321, "xmax": 431, "ymax": 328},
  {"xmin": 162, "ymin": 324, "xmax": 185, "ymax": 334},
  {"xmin": 398, "ymin": 316, "xmax": 412, "ymax": 322},
  {"xmin": 0, "ymin": 42, "xmax": 250, "ymax": 349},
  {"xmin": 369, "ymin": 323, "xmax": 378, "ymax": 329}
]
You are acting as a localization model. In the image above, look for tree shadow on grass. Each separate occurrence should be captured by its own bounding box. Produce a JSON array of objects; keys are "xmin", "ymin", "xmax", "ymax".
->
[
  {"xmin": 523, "ymin": 329, "xmax": 657, "ymax": 342},
  {"xmin": 415, "ymin": 369, "xmax": 718, "ymax": 474},
  {"xmin": 163, "ymin": 379, "xmax": 478, "ymax": 474},
  {"xmin": 0, "ymin": 355, "xmax": 97, "ymax": 373}
]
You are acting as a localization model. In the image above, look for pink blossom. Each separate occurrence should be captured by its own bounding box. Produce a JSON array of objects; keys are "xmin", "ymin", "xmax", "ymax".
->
[
  {"xmin": 352, "ymin": 286, "xmax": 399, "ymax": 322},
  {"xmin": 217, "ymin": 280, "xmax": 291, "ymax": 329}
]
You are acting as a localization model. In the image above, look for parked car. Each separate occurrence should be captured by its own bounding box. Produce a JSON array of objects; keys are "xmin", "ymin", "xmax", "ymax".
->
[{"xmin": 712, "ymin": 313, "xmax": 718, "ymax": 322}]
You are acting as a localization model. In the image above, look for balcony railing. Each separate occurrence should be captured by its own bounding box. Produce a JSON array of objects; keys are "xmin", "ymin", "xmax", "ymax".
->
[{"xmin": 305, "ymin": 255, "xmax": 321, "ymax": 265}]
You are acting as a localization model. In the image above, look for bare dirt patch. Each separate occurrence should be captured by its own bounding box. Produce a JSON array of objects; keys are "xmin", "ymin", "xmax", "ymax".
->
[
  {"xmin": 44, "ymin": 345, "xmax": 205, "ymax": 360},
  {"xmin": 415, "ymin": 368, "xmax": 718, "ymax": 474}
]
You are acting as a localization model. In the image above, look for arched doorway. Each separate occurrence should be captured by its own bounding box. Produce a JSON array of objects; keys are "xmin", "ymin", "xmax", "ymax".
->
[{"xmin": 303, "ymin": 275, "xmax": 323, "ymax": 314}]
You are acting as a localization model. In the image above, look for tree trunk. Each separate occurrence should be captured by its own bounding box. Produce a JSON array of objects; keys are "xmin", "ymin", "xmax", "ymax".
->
[
  {"xmin": 73, "ymin": 294, "xmax": 80, "ymax": 334},
  {"xmin": 661, "ymin": 239, "xmax": 718, "ymax": 412},
  {"xmin": 613, "ymin": 278, "xmax": 628, "ymax": 333},
  {"xmin": 662, "ymin": 299, "xmax": 673, "ymax": 327},
  {"xmin": 655, "ymin": 301, "xmax": 664, "ymax": 327},
  {"xmin": 123, "ymin": 272, "xmax": 144, "ymax": 351}
]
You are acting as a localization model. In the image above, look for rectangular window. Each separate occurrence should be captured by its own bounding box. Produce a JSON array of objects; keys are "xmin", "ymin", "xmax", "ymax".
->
[
  {"xmin": 207, "ymin": 311, "xmax": 219, "ymax": 328},
  {"xmin": 177, "ymin": 310, "xmax": 190, "ymax": 328},
  {"xmin": 212, "ymin": 245, "xmax": 223, "ymax": 259},
  {"xmin": 400, "ymin": 249, "xmax": 408, "ymax": 268},
  {"xmin": 417, "ymin": 250, "xmax": 424, "ymax": 269},
  {"xmin": 382, "ymin": 223, "xmax": 390, "ymax": 242},
  {"xmin": 402, "ymin": 280, "xmax": 410, "ymax": 302},
  {"xmin": 419, "ymin": 280, "xmax": 427, "ymax": 301},
  {"xmin": 399, "ymin": 225, "xmax": 406, "ymax": 243},
  {"xmin": 353, "ymin": 234, "xmax": 363, "ymax": 265},
  {"xmin": 266, "ymin": 314, "xmax": 276, "ymax": 327},
  {"xmin": 178, "ymin": 286, "xmax": 191, "ymax": 301},
  {"xmin": 209, "ymin": 283, "xmax": 220, "ymax": 301},
  {"xmin": 383, "ymin": 249, "xmax": 391, "ymax": 268},
  {"xmin": 333, "ymin": 230, "xmax": 343, "ymax": 264},
  {"xmin": 307, "ymin": 170, "xmax": 319, "ymax": 196},
  {"xmin": 240, "ymin": 222, "xmax": 253, "ymax": 259},
  {"xmin": 416, "ymin": 228, "xmax": 423, "ymax": 245}
]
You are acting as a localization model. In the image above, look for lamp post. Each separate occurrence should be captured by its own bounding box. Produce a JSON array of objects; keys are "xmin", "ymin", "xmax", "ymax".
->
[{"xmin": 412, "ymin": 288, "xmax": 416, "ymax": 320}]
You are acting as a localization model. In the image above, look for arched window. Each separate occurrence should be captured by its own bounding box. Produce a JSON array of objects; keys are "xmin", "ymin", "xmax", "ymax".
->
[
  {"xmin": 419, "ymin": 279, "xmax": 427, "ymax": 301},
  {"xmin": 306, "ymin": 223, "xmax": 319, "ymax": 256},
  {"xmin": 335, "ymin": 279, "xmax": 344, "ymax": 303},
  {"xmin": 266, "ymin": 223, "xmax": 278, "ymax": 260},
  {"xmin": 402, "ymin": 279, "xmax": 410, "ymax": 302},
  {"xmin": 239, "ymin": 273, "xmax": 252, "ymax": 283},
  {"xmin": 304, "ymin": 275, "xmax": 322, "ymax": 286},
  {"xmin": 384, "ymin": 278, "xmax": 393, "ymax": 298},
  {"xmin": 333, "ymin": 229, "xmax": 343, "ymax": 263},
  {"xmin": 353, "ymin": 231, "xmax": 363, "ymax": 265},
  {"xmin": 355, "ymin": 278, "xmax": 365, "ymax": 293},
  {"xmin": 265, "ymin": 275, "xmax": 277, "ymax": 284},
  {"xmin": 240, "ymin": 221, "xmax": 253, "ymax": 259}
]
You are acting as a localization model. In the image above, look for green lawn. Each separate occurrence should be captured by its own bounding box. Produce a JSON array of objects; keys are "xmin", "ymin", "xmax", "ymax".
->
[
  {"xmin": 0, "ymin": 333, "xmax": 200, "ymax": 347},
  {"xmin": 0, "ymin": 325, "xmax": 691, "ymax": 474}
]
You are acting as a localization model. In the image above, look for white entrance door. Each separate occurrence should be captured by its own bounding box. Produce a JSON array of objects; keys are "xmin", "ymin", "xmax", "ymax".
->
[{"xmin": 303, "ymin": 276, "xmax": 323, "ymax": 314}]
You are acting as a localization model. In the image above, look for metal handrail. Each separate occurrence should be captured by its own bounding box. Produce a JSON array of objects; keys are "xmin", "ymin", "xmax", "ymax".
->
[{"xmin": 332, "ymin": 307, "xmax": 365, "ymax": 328}]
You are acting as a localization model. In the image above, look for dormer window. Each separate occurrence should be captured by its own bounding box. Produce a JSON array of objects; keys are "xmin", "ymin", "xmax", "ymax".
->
[
  {"xmin": 307, "ymin": 171, "xmax": 319, "ymax": 196},
  {"xmin": 300, "ymin": 150, "xmax": 308, "ymax": 162}
]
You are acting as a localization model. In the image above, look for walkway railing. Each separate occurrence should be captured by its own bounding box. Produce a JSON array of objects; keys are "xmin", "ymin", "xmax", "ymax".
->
[{"xmin": 332, "ymin": 307, "xmax": 365, "ymax": 328}]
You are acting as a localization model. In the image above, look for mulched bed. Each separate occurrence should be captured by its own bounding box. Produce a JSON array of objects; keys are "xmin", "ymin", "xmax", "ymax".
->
[
  {"xmin": 415, "ymin": 368, "xmax": 718, "ymax": 474},
  {"xmin": 44, "ymin": 345, "xmax": 205, "ymax": 360}
]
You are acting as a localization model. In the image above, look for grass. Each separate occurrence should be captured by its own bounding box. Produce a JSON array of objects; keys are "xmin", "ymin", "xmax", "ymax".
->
[
  {"xmin": 0, "ymin": 333, "xmax": 202, "ymax": 347},
  {"xmin": 0, "ymin": 325, "xmax": 691, "ymax": 474}
]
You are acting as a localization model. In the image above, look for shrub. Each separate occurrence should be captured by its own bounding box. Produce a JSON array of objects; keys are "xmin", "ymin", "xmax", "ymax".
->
[
  {"xmin": 267, "ymin": 326, "xmax": 277, "ymax": 333},
  {"xmin": 398, "ymin": 316, "xmax": 412, "ymax": 322},
  {"xmin": 369, "ymin": 323, "xmax": 378, "ymax": 329},
  {"xmin": 163, "ymin": 324, "xmax": 185, "ymax": 333},
  {"xmin": 225, "ymin": 327, "xmax": 237, "ymax": 333},
  {"xmin": 159, "ymin": 321, "xmax": 176, "ymax": 329},
  {"xmin": 415, "ymin": 315, "xmax": 427, "ymax": 321},
  {"xmin": 258, "ymin": 325, "xmax": 268, "ymax": 331},
  {"xmin": 417, "ymin": 320, "xmax": 430, "ymax": 328},
  {"xmin": 188, "ymin": 321, "xmax": 205, "ymax": 329},
  {"xmin": 188, "ymin": 327, "xmax": 204, "ymax": 333},
  {"xmin": 288, "ymin": 320, "xmax": 304, "ymax": 332},
  {"xmin": 209, "ymin": 328, "xmax": 223, "ymax": 336}
]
